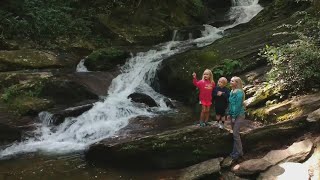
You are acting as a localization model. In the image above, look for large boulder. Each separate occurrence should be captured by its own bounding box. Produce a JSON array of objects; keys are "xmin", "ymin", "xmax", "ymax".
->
[
  {"xmin": 84, "ymin": 48, "xmax": 130, "ymax": 71},
  {"xmin": 128, "ymin": 93, "xmax": 158, "ymax": 107},
  {"xmin": 247, "ymin": 92, "xmax": 320, "ymax": 123},
  {"xmin": 178, "ymin": 158, "xmax": 223, "ymax": 180},
  {"xmin": 85, "ymin": 116, "xmax": 318, "ymax": 169},
  {"xmin": 39, "ymin": 102, "xmax": 94, "ymax": 125},
  {"xmin": 258, "ymin": 136, "xmax": 320, "ymax": 180},
  {"xmin": 232, "ymin": 139, "xmax": 313, "ymax": 175}
]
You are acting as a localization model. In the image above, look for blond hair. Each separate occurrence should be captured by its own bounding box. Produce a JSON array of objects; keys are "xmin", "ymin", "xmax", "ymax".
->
[
  {"xmin": 231, "ymin": 76, "xmax": 245, "ymax": 102},
  {"xmin": 202, "ymin": 69, "xmax": 214, "ymax": 83},
  {"xmin": 219, "ymin": 77, "xmax": 228, "ymax": 86}
]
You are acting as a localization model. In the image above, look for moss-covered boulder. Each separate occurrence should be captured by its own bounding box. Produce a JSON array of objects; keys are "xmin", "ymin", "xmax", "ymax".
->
[
  {"xmin": 7, "ymin": 96, "xmax": 53, "ymax": 116},
  {"xmin": 85, "ymin": 116, "xmax": 318, "ymax": 169},
  {"xmin": 244, "ymin": 83, "xmax": 283, "ymax": 108},
  {"xmin": 0, "ymin": 50, "xmax": 64, "ymax": 71},
  {"xmin": 247, "ymin": 92, "xmax": 320, "ymax": 123},
  {"xmin": 1, "ymin": 75, "xmax": 99, "ymax": 115},
  {"xmin": 84, "ymin": 48, "xmax": 130, "ymax": 71}
]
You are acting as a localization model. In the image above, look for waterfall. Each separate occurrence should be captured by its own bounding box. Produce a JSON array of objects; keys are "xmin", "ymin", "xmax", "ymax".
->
[
  {"xmin": 76, "ymin": 59, "xmax": 90, "ymax": 72},
  {"xmin": 0, "ymin": 0, "xmax": 263, "ymax": 158}
]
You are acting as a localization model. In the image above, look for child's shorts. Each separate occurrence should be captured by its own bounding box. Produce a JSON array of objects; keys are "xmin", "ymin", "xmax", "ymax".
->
[
  {"xmin": 215, "ymin": 107, "xmax": 227, "ymax": 116},
  {"xmin": 200, "ymin": 100, "xmax": 212, "ymax": 106}
]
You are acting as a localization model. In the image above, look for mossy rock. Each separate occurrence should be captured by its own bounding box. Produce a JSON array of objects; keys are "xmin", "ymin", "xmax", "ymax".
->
[
  {"xmin": 0, "ymin": 50, "xmax": 64, "ymax": 71},
  {"xmin": 247, "ymin": 92, "xmax": 320, "ymax": 124},
  {"xmin": 0, "ymin": 71, "xmax": 53, "ymax": 93},
  {"xmin": 84, "ymin": 47, "xmax": 130, "ymax": 71},
  {"xmin": 86, "ymin": 116, "xmax": 317, "ymax": 169},
  {"xmin": 245, "ymin": 83, "xmax": 283, "ymax": 108},
  {"xmin": 1, "ymin": 76, "xmax": 99, "ymax": 112},
  {"xmin": 7, "ymin": 96, "xmax": 53, "ymax": 116}
]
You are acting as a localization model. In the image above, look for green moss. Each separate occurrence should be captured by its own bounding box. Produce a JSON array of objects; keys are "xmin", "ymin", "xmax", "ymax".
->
[
  {"xmin": 85, "ymin": 47, "xmax": 130, "ymax": 71},
  {"xmin": 7, "ymin": 96, "xmax": 53, "ymax": 116},
  {"xmin": 0, "ymin": 50, "xmax": 63, "ymax": 71},
  {"xmin": 1, "ymin": 79, "xmax": 46, "ymax": 103}
]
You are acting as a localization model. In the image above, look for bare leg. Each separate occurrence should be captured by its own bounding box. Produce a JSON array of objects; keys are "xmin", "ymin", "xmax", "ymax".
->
[
  {"xmin": 216, "ymin": 114, "xmax": 221, "ymax": 123},
  {"xmin": 200, "ymin": 105, "xmax": 206, "ymax": 121},
  {"xmin": 204, "ymin": 106, "xmax": 210, "ymax": 123}
]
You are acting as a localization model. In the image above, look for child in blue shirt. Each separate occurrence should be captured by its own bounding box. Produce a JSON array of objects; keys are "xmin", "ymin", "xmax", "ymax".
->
[{"xmin": 212, "ymin": 77, "xmax": 230, "ymax": 129}]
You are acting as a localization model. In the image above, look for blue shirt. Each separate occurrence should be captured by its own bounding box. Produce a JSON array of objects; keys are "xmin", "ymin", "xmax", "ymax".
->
[{"xmin": 228, "ymin": 89, "xmax": 245, "ymax": 119}]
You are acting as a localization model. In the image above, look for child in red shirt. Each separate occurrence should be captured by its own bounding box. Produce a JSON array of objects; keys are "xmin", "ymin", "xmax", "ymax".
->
[{"xmin": 192, "ymin": 69, "xmax": 216, "ymax": 127}]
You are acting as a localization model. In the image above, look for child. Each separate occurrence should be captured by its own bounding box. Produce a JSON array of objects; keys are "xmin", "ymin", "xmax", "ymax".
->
[
  {"xmin": 212, "ymin": 77, "xmax": 230, "ymax": 129},
  {"xmin": 228, "ymin": 76, "xmax": 245, "ymax": 160},
  {"xmin": 192, "ymin": 69, "xmax": 215, "ymax": 127}
]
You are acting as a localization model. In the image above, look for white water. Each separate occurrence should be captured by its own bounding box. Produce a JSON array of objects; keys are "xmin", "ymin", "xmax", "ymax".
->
[
  {"xmin": 0, "ymin": 0, "xmax": 263, "ymax": 158},
  {"xmin": 76, "ymin": 59, "xmax": 90, "ymax": 72}
]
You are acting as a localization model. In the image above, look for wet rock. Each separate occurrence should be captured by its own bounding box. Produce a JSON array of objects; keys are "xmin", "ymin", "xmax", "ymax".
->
[
  {"xmin": 40, "ymin": 79, "xmax": 99, "ymax": 105},
  {"xmin": 86, "ymin": 115, "xmax": 315, "ymax": 169},
  {"xmin": 233, "ymin": 139, "xmax": 313, "ymax": 175},
  {"xmin": 163, "ymin": 98, "xmax": 175, "ymax": 108},
  {"xmin": 0, "ymin": 123, "xmax": 21, "ymax": 145},
  {"xmin": 45, "ymin": 103, "xmax": 94, "ymax": 125},
  {"xmin": 128, "ymin": 93, "xmax": 158, "ymax": 107},
  {"xmin": 172, "ymin": 26, "xmax": 205, "ymax": 41},
  {"xmin": 68, "ymin": 71, "xmax": 116, "ymax": 96},
  {"xmin": 178, "ymin": 157, "xmax": 223, "ymax": 180}
]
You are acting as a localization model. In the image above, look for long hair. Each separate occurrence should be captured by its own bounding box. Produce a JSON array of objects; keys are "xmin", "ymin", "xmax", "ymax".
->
[
  {"xmin": 231, "ymin": 76, "xmax": 245, "ymax": 102},
  {"xmin": 202, "ymin": 69, "xmax": 214, "ymax": 83}
]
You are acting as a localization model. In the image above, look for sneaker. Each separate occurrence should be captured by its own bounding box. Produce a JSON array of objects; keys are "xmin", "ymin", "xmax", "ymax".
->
[
  {"xmin": 219, "ymin": 123, "xmax": 224, "ymax": 129},
  {"xmin": 194, "ymin": 121, "xmax": 199, "ymax": 125},
  {"xmin": 199, "ymin": 122, "xmax": 206, "ymax": 127}
]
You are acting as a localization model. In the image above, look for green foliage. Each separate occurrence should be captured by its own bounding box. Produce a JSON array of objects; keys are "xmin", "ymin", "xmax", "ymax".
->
[
  {"xmin": 212, "ymin": 59, "xmax": 242, "ymax": 80},
  {"xmin": 261, "ymin": 11, "xmax": 320, "ymax": 94},
  {"xmin": 1, "ymin": 80, "xmax": 45, "ymax": 103},
  {"xmin": 0, "ymin": 0, "xmax": 91, "ymax": 44},
  {"xmin": 262, "ymin": 40, "xmax": 320, "ymax": 93}
]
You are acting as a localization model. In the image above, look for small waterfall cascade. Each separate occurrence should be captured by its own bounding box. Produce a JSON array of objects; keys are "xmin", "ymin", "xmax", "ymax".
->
[{"xmin": 0, "ymin": 0, "xmax": 263, "ymax": 158}]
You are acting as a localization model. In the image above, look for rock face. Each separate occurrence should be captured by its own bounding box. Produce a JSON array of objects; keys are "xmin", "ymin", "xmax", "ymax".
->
[
  {"xmin": 233, "ymin": 139, "xmax": 313, "ymax": 175},
  {"xmin": 41, "ymin": 103, "xmax": 94, "ymax": 125},
  {"xmin": 178, "ymin": 158, "xmax": 223, "ymax": 180},
  {"xmin": 258, "ymin": 137, "xmax": 320, "ymax": 180},
  {"xmin": 86, "ymin": 115, "xmax": 317, "ymax": 169},
  {"xmin": 128, "ymin": 93, "xmax": 158, "ymax": 107}
]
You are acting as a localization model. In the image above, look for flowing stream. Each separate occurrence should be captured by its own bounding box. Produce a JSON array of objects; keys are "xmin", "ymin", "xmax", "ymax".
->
[{"xmin": 0, "ymin": 0, "xmax": 263, "ymax": 159}]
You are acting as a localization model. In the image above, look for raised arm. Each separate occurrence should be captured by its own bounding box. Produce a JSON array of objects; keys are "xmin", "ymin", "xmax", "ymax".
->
[{"xmin": 192, "ymin": 72, "xmax": 201, "ymax": 88}]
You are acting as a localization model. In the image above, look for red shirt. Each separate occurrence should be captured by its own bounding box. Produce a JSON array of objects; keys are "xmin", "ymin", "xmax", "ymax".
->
[{"xmin": 193, "ymin": 77, "xmax": 215, "ymax": 103}]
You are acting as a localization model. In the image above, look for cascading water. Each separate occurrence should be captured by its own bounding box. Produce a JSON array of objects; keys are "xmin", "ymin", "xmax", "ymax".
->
[
  {"xmin": 0, "ymin": 0, "xmax": 263, "ymax": 158},
  {"xmin": 76, "ymin": 59, "xmax": 90, "ymax": 72}
]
